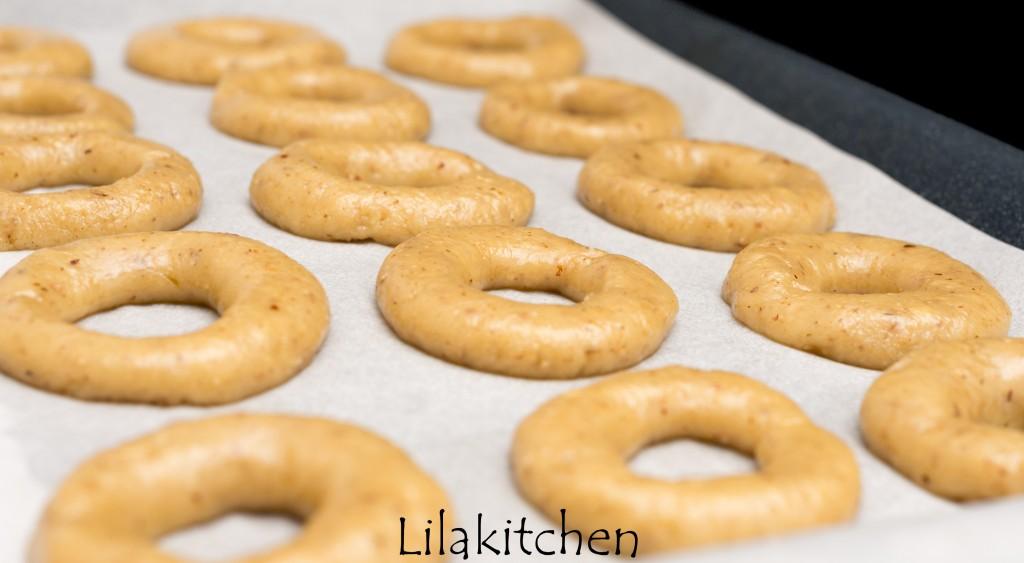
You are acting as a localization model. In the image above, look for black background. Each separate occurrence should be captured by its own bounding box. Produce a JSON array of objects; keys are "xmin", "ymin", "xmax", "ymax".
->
[{"xmin": 680, "ymin": 1, "xmax": 1020, "ymax": 150}]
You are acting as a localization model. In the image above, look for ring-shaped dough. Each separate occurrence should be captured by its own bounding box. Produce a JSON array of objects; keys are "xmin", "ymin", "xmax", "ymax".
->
[
  {"xmin": 376, "ymin": 226, "xmax": 678, "ymax": 378},
  {"xmin": 30, "ymin": 413, "xmax": 450, "ymax": 563},
  {"xmin": 211, "ymin": 65, "xmax": 430, "ymax": 147},
  {"xmin": 386, "ymin": 17, "xmax": 584, "ymax": 87},
  {"xmin": 861, "ymin": 338, "xmax": 1024, "ymax": 500},
  {"xmin": 479, "ymin": 76, "xmax": 682, "ymax": 158},
  {"xmin": 0, "ymin": 232, "xmax": 329, "ymax": 405},
  {"xmin": 577, "ymin": 139, "xmax": 836, "ymax": 251},
  {"xmin": 126, "ymin": 17, "xmax": 346, "ymax": 85},
  {"xmin": 0, "ymin": 132, "xmax": 202, "ymax": 250},
  {"xmin": 722, "ymin": 232, "xmax": 1011, "ymax": 369},
  {"xmin": 251, "ymin": 140, "xmax": 535, "ymax": 245},
  {"xmin": 0, "ymin": 27, "xmax": 92, "ymax": 78},
  {"xmin": 512, "ymin": 365, "xmax": 860, "ymax": 553},
  {"xmin": 0, "ymin": 76, "xmax": 133, "ymax": 136}
]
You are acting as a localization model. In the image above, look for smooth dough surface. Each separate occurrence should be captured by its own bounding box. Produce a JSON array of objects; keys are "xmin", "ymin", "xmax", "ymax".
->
[
  {"xmin": 861, "ymin": 338, "xmax": 1024, "ymax": 500},
  {"xmin": 126, "ymin": 17, "xmax": 346, "ymax": 85},
  {"xmin": 376, "ymin": 226, "xmax": 678, "ymax": 378},
  {"xmin": 722, "ymin": 232, "xmax": 1011, "ymax": 369},
  {"xmin": 513, "ymin": 365, "xmax": 860, "ymax": 554},
  {"xmin": 0, "ymin": 232, "xmax": 329, "ymax": 405},
  {"xmin": 578, "ymin": 139, "xmax": 836, "ymax": 251},
  {"xmin": 386, "ymin": 16, "xmax": 583, "ymax": 87},
  {"xmin": 211, "ymin": 65, "xmax": 430, "ymax": 147},
  {"xmin": 0, "ymin": 132, "xmax": 201, "ymax": 250},
  {"xmin": 479, "ymin": 75, "xmax": 682, "ymax": 157},
  {"xmin": 0, "ymin": 76, "xmax": 133, "ymax": 136},
  {"xmin": 0, "ymin": 27, "xmax": 92, "ymax": 78},
  {"xmin": 31, "ymin": 413, "xmax": 451, "ymax": 563}
]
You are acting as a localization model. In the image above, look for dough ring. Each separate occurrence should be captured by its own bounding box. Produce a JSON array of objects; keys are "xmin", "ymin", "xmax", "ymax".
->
[
  {"xmin": 386, "ymin": 16, "xmax": 584, "ymax": 87},
  {"xmin": 376, "ymin": 226, "xmax": 677, "ymax": 378},
  {"xmin": 479, "ymin": 76, "xmax": 682, "ymax": 158},
  {"xmin": 0, "ymin": 132, "xmax": 201, "ymax": 250},
  {"xmin": 30, "ymin": 413, "xmax": 451, "ymax": 563},
  {"xmin": 512, "ymin": 365, "xmax": 860, "ymax": 554},
  {"xmin": 577, "ymin": 139, "xmax": 836, "ymax": 251},
  {"xmin": 0, "ymin": 27, "xmax": 92, "ymax": 78},
  {"xmin": 0, "ymin": 232, "xmax": 329, "ymax": 405},
  {"xmin": 251, "ymin": 140, "xmax": 535, "ymax": 245},
  {"xmin": 126, "ymin": 17, "xmax": 346, "ymax": 85},
  {"xmin": 861, "ymin": 338, "xmax": 1024, "ymax": 500},
  {"xmin": 211, "ymin": 64, "xmax": 430, "ymax": 147},
  {"xmin": 0, "ymin": 76, "xmax": 133, "ymax": 136},
  {"xmin": 722, "ymin": 232, "xmax": 1011, "ymax": 369}
]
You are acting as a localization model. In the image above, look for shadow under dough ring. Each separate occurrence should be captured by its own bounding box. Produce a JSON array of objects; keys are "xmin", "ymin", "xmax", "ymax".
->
[
  {"xmin": 0, "ymin": 27, "xmax": 92, "ymax": 78},
  {"xmin": 0, "ymin": 132, "xmax": 201, "ymax": 250},
  {"xmin": 512, "ymin": 365, "xmax": 860, "ymax": 554},
  {"xmin": 386, "ymin": 16, "xmax": 583, "ymax": 87},
  {"xmin": 251, "ymin": 140, "xmax": 534, "ymax": 245},
  {"xmin": 479, "ymin": 76, "xmax": 682, "ymax": 158},
  {"xmin": 126, "ymin": 17, "xmax": 346, "ymax": 85},
  {"xmin": 0, "ymin": 232, "xmax": 329, "ymax": 405},
  {"xmin": 30, "ymin": 414, "xmax": 451, "ymax": 563},
  {"xmin": 376, "ymin": 226, "xmax": 678, "ymax": 378},
  {"xmin": 722, "ymin": 232, "xmax": 1011, "ymax": 369},
  {"xmin": 861, "ymin": 338, "xmax": 1024, "ymax": 500},
  {"xmin": 211, "ymin": 65, "xmax": 430, "ymax": 147},
  {"xmin": 0, "ymin": 76, "xmax": 133, "ymax": 136},
  {"xmin": 578, "ymin": 139, "xmax": 836, "ymax": 251}
]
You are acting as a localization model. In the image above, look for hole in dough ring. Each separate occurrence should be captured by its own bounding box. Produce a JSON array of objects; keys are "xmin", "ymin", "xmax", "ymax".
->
[
  {"xmin": 479, "ymin": 75, "xmax": 682, "ymax": 158},
  {"xmin": 0, "ymin": 27, "xmax": 92, "ymax": 78},
  {"xmin": 0, "ymin": 232, "xmax": 330, "ymax": 405},
  {"xmin": 30, "ymin": 413, "xmax": 452, "ymax": 563},
  {"xmin": 861, "ymin": 338, "xmax": 1024, "ymax": 501},
  {"xmin": 577, "ymin": 139, "xmax": 836, "ymax": 251},
  {"xmin": 512, "ymin": 365, "xmax": 860, "ymax": 554},
  {"xmin": 250, "ymin": 140, "xmax": 535, "ymax": 245},
  {"xmin": 126, "ymin": 17, "xmax": 346, "ymax": 85},
  {"xmin": 722, "ymin": 232, "xmax": 1011, "ymax": 369},
  {"xmin": 375, "ymin": 226, "xmax": 678, "ymax": 378},
  {"xmin": 0, "ymin": 132, "xmax": 202, "ymax": 250},
  {"xmin": 0, "ymin": 76, "xmax": 133, "ymax": 136},
  {"xmin": 385, "ymin": 16, "xmax": 584, "ymax": 87},
  {"xmin": 211, "ymin": 65, "xmax": 430, "ymax": 147}
]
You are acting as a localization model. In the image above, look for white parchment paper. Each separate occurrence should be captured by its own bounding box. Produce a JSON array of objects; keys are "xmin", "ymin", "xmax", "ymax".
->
[{"xmin": 2, "ymin": 0, "xmax": 1023, "ymax": 561}]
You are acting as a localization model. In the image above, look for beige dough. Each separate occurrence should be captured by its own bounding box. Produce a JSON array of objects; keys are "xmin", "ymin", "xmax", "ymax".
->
[
  {"xmin": 0, "ymin": 27, "xmax": 92, "ymax": 78},
  {"xmin": 0, "ymin": 76, "xmax": 133, "ymax": 136}
]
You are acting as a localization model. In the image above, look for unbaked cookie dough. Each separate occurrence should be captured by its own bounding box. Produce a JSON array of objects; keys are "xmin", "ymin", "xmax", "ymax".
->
[
  {"xmin": 722, "ymin": 232, "xmax": 1011, "ymax": 369},
  {"xmin": 513, "ymin": 365, "xmax": 860, "ymax": 553},
  {"xmin": 578, "ymin": 139, "xmax": 836, "ymax": 251},
  {"xmin": 0, "ymin": 76, "xmax": 133, "ymax": 136},
  {"xmin": 0, "ymin": 232, "xmax": 330, "ymax": 405},
  {"xmin": 211, "ymin": 64, "xmax": 430, "ymax": 147},
  {"xmin": 251, "ymin": 140, "xmax": 534, "ymax": 245},
  {"xmin": 386, "ymin": 16, "xmax": 583, "ymax": 87},
  {"xmin": 30, "ymin": 414, "xmax": 451, "ymax": 563},
  {"xmin": 376, "ymin": 226, "xmax": 678, "ymax": 378},
  {"xmin": 0, "ymin": 27, "xmax": 92, "ymax": 78}
]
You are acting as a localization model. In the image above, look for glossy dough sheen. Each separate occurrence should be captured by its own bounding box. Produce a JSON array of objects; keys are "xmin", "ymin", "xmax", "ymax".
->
[
  {"xmin": 512, "ymin": 366, "xmax": 860, "ymax": 553},
  {"xmin": 0, "ymin": 27, "xmax": 92, "ymax": 78},
  {"xmin": 211, "ymin": 65, "xmax": 430, "ymax": 147},
  {"xmin": 0, "ymin": 76, "xmax": 133, "ymax": 136},
  {"xmin": 30, "ymin": 414, "xmax": 450, "ymax": 563},
  {"xmin": 578, "ymin": 139, "xmax": 836, "ymax": 251},
  {"xmin": 376, "ymin": 226, "xmax": 678, "ymax": 378},
  {"xmin": 0, "ymin": 232, "xmax": 330, "ymax": 405},
  {"xmin": 0, "ymin": 133, "xmax": 202, "ymax": 250},
  {"xmin": 722, "ymin": 232, "xmax": 1011, "ymax": 369},
  {"xmin": 126, "ymin": 17, "xmax": 346, "ymax": 85},
  {"xmin": 479, "ymin": 76, "xmax": 682, "ymax": 158},
  {"xmin": 861, "ymin": 338, "xmax": 1024, "ymax": 500},
  {"xmin": 251, "ymin": 140, "xmax": 535, "ymax": 245},
  {"xmin": 386, "ymin": 16, "xmax": 584, "ymax": 87}
]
